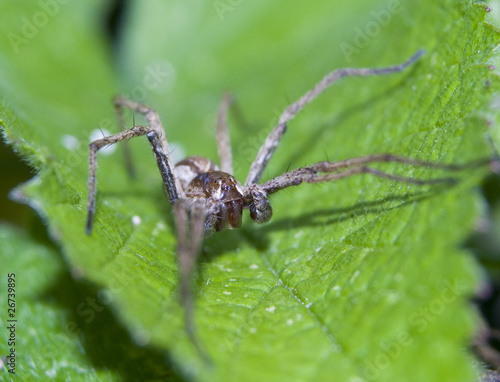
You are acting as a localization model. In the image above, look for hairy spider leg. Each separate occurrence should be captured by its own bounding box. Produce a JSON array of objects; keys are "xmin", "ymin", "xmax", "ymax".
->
[
  {"xmin": 114, "ymin": 95, "xmax": 137, "ymax": 178},
  {"xmin": 216, "ymin": 93, "xmax": 234, "ymax": 174},
  {"xmin": 259, "ymin": 154, "xmax": 490, "ymax": 194},
  {"xmin": 146, "ymin": 131, "xmax": 180, "ymax": 205},
  {"xmin": 86, "ymin": 125, "xmax": 179, "ymax": 234},
  {"xmin": 174, "ymin": 199, "xmax": 211, "ymax": 363},
  {"xmin": 113, "ymin": 96, "xmax": 185, "ymax": 197},
  {"xmin": 244, "ymin": 49, "xmax": 426, "ymax": 187}
]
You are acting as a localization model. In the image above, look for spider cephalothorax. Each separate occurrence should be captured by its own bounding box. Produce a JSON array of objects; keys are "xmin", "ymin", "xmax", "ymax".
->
[
  {"xmin": 85, "ymin": 48, "xmax": 483, "ymax": 357},
  {"xmin": 186, "ymin": 170, "xmax": 245, "ymax": 231},
  {"xmin": 172, "ymin": 155, "xmax": 273, "ymax": 233},
  {"xmin": 177, "ymin": 156, "xmax": 245, "ymax": 231}
]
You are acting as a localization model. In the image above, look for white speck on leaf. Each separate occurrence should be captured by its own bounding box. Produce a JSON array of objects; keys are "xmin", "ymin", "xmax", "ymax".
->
[
  {"xmin": 61, "ymin": 134, "xmax": 80, "ymax": 150},
  {"xmin": 152, "ymin": 221, "xmax": 166, "ymax": 235},
  {"xmin": 218, "ymin": 264, "xmax": 233, "ymax": 272}
]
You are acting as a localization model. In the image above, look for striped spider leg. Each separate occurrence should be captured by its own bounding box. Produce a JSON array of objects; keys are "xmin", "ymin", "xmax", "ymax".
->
[{"xmin": 86, "ymin": 49, "xmax": 485, "ymax": 359}]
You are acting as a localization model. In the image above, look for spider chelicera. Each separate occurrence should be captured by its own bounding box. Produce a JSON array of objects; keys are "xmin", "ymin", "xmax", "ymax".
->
[{"xmin": 85, "ymin": 49, "xmax": 480, "ymax": 356}]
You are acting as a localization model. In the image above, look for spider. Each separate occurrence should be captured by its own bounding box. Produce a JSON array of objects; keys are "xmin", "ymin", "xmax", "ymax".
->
[{"xmin": 85, "ymin": 49, "xmax": 480, "ymax": 357}]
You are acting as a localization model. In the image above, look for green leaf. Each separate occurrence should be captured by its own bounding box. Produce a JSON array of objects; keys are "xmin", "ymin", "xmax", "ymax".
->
[
  {"xmin": 0, "ymin": 223, "xmax": 179, "ymax": 381},
  {"xmin": 1, "ymin": 0, "xmax": 499, "ymax": 381}
]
